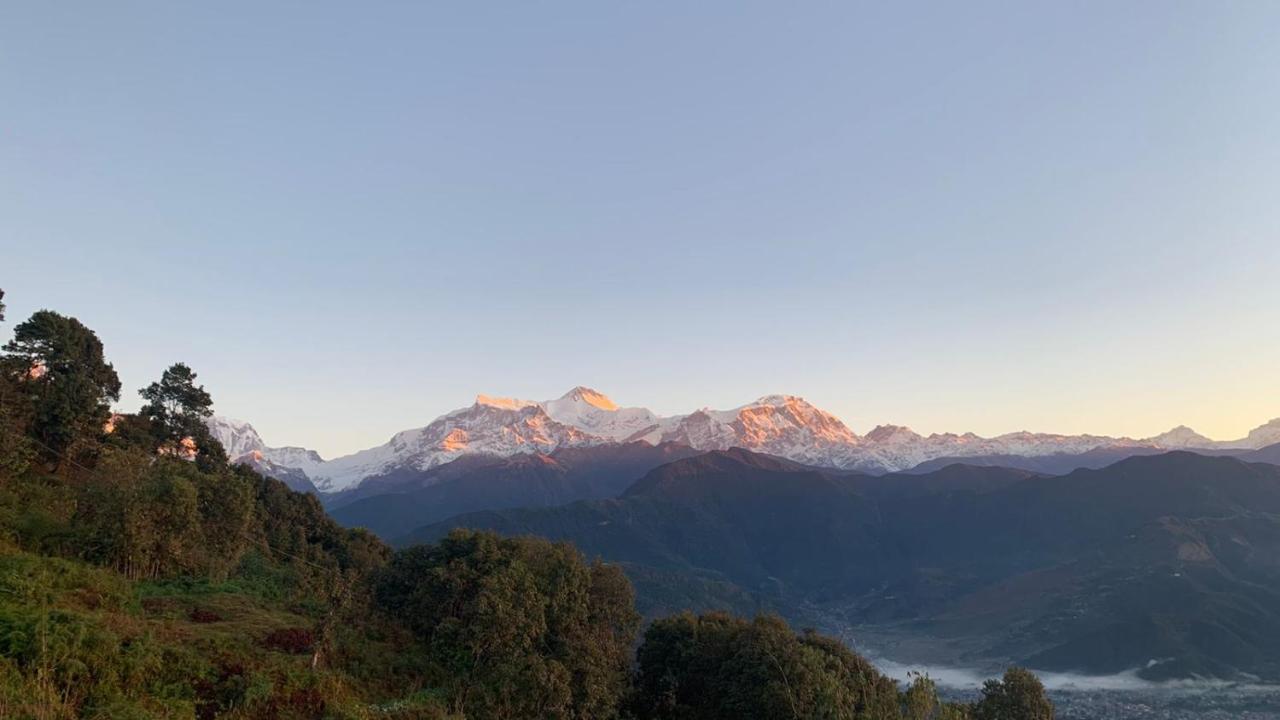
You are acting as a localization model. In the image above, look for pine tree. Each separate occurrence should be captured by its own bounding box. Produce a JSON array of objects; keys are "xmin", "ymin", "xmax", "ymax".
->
[
  {"xmin": 139, "ymin": 363, "xmax": 224, "ymax": 466},
  {"xmin": 2, "ymin": 310, "xmax": 121, "ymax": 461}
]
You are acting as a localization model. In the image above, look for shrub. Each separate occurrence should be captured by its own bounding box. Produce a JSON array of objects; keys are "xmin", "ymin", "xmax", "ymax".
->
[{"xmin": 263, "ymin": 627, "xmax": 315, "ymax": 655}]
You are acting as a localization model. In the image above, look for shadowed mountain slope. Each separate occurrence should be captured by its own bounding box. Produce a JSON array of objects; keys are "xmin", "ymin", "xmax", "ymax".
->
[{"xmin": 408, "ymin": 449, "xmax": 1280, "ymax": 681}]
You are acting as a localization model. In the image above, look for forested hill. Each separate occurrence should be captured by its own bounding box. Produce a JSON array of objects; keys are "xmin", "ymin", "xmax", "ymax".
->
[
  {"xmin": 413, "ymin": 447, "xmax": 1280, "ymax": 682},
  {"xmin": 0, "ymin": 291, "xmax": 1050, "ymax": 718}
]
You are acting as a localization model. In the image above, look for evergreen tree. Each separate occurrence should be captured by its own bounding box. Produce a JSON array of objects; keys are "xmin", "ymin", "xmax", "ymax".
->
[
  {"xmin": 0, "ymin": 287, "xmax": 6, "ymax": 322},
  {"xmin": 1, "ymin": 310, "xmax": 121, "ymax": 462},
  {"xmin": 138, "ymin": 363, "xmax": 224, "ymax": 467}
]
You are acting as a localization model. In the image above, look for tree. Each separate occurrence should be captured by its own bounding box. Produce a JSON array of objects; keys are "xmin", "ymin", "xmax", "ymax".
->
[
  {"xmin": 897, "ymin": 673, "xmax": 974, "ymax": 720},
  {"xmin": 631, "ymin": 612, "xmax": 903, "ymax": 720},
  {"xmin": 138, "ymin": 363, "xmax": 224, "ymax": 467},
  {"xmin": 902, "ymin": 673, "xmax": 938, "ymax": 720},
  {"xmin": 375, "ymin": 530, "xmax": 639, "ymax": 720},
  {"xmin": 971, "ymin": 667, "xmax": 1053, "ymax": 720},
  {"xmin": 0, "ymin": 288, "xmax": 6, "ymax": 322},
  {"xmin": 2, "ymin": 310, "xmax": 121, "ymax": 462}
]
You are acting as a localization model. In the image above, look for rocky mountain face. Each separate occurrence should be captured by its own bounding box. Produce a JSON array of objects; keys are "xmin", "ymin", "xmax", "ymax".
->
[{"xmin": 207, "ymin": 388, "xmax": 1280, "ymax": 492}]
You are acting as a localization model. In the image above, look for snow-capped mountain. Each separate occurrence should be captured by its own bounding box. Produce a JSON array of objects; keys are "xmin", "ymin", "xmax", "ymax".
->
[
  {"xmin": 205, "ymin": 416, "xmax": 325, "ymax": 474},
  {"xmin": 302, "ymin": 396, "xmax": 604, "ymax": 492},
  {"xmin": 210, "ymin": 388, "xmax": 1280, "ymax": 493},
  {"xmin": 1146, "ymin": 425, "xmax": 1216, "ymax": 449},
  {"xmin": 1240, "ymin": 418, "xmax": 1280, "ymax": 449},
  {"xmin": 658, "ymin": 395, "xmax": 861, "ymax": 468},
  {"xmin": 541, "ymin": 387, "xmax": 664, "ymax": 443},
  {"xmin": 206, "ymin": 416, "xmax": 270, "ymax": 459},
  {"xmin": 838, "ymin": 428, "xmax": 1146, "ymax": 475}
]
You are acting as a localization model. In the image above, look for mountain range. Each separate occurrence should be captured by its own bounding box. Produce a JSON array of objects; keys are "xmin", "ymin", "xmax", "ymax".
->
[
  {"xmin": 205, "ymin": 388, "xmax": 1280, "ymax": 681},
  {"xmin": 207, "ymin": 386, "xmax": 1280, "ymax": 493}
]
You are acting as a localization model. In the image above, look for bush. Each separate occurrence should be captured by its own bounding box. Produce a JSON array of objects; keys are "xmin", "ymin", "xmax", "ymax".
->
[
  {"xmin": 188, "ymin": 608, "xmax": 222, "ymax": 623},
  {"xmin": 263, "ymin": 627, "xmax": 315, "ymax": 655}
]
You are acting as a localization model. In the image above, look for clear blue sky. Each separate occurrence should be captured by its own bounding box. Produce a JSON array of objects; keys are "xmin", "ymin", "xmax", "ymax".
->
[{"xmin": 3, "ymin": 2, "xmax": 1279, "ymax": 457}]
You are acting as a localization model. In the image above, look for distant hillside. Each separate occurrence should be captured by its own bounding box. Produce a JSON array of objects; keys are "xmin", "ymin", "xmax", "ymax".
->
[
  {"xmin": 413, "ymin": 449, "xmax": 1280, "ymax": 681},
  {"xmin": 904, "ymin": 446, "xmax": 1168, "ymax": 474},
  {"xmin": 1240, "ymin": 440, "xmax": 1280, "ymax": 465},
  {"xmin": 329, "ymin": 442, "xmax": 701, "ymax": 539}
]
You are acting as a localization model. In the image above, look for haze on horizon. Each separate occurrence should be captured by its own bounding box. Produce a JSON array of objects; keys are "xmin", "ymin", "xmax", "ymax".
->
[{"xmin": 3, "ymin": 2, "xmax": 1279, "ymax": 458}]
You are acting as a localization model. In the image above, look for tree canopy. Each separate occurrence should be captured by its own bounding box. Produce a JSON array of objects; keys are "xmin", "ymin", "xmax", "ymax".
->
[
  {"xmin": 631, "ymin": 611, "xmax": 905, "ymax": 720},
  {"xmin": 138, "ymin": 362, "xmax": 225, "ymax": 467},
  {"xmin": 375, "ymin": 529, "xmax": 640, "ymax": 719},
  {"xmin": 1, "ymin": 310, "xmax": 120, "ymax": 461},
  {"xmin": 972, "ymin": 668, "xmax": 1054, "ymax": 720}
]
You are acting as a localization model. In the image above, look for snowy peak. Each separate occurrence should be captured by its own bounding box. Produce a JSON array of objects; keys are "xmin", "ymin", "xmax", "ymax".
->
[
  {"xmin": 732, "ymin": 395, "xmax": 860, "ymax": 446},
  {"xmin": 473, "ymin": 394, "xmax": 537, "ymax": 411},
  {"xmin": 864, "ymin": 424, "xmax": 922, "ymax": 444},
  {"xmin": 1147, "ymin": 425, "xmax": 1214, "ymax": 448},
  {"xmin": 306, "ymin": 399, "xmax": 604, "ymax": 492},
  {"xmin": 540, "ymin": 387, "xmax": 660, "ymax": 442},
  {"xmin": 659, "ymin": 394, "xmax": 861, "ymax": 467},
  {"xmin": 205, "ymin": 416, "xmax": 325, "ymax": 474},
  {"xmin": 1244, "ymin": 418, "xmax": 1280, "ymax": 449},
  {"xmin": 207, "ymin": 416, "xmax": 267, "ymax": 459},
  {"xmin": 557, "ymin": 386, "xmax": 619, "ymax": 411},
  {"xmin": 1139, "ymin": 419, "xmax": 1280, "ymax": 450}
]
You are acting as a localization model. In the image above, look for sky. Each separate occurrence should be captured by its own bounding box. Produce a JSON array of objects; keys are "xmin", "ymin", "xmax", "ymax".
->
[{"xmin": 3, "ymin": 2, "xmax": 1279, "ymax": 458}]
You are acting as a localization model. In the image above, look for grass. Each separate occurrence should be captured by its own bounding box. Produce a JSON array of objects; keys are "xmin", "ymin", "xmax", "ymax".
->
[{"xmin": 0, "ymin": 549, "xmax": 449, "ymax": 719}]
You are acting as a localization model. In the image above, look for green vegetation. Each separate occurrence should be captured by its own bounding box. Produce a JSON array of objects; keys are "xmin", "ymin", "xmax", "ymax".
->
[
  {"xmin": 138, "ymin": 362, "xmax": 226, "ymax": 470},
  {"xmin": 2, "ymin": 308, "xmax": 120, "ymax": 464},
  {"xmin": 375, "ymin": 531, "xmax": 638, "ymax": 718},
  {"xmin": 0, "ymin": 291, "xmax": 1053, "ymax": 718},
  {"xmin": 631, "ymin": 612, "xmax": 903, "ymax": 719},
  {"xmin": 972, "ymin": 669, "xmax": 1054, "ymax": 720}
]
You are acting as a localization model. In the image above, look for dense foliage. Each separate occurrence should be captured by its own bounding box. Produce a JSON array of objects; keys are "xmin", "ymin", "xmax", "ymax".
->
[
  {"xmin": 377, "ymin": 531, "xmax": 638, "ymax": 718},
  {"xmin": 139, "ymin": 362, "xmax": 226, "ymax": 470},
  {"xmin": 632, "ymin": 612, "xmax": 904, "ymax": 719},
  {"xmin": 0, "ymin": 292, "xmax": 1053, "ymax": 719},
  {"xmin": 2, "ymin": 309, "xmax": 121, "ymax": 463}
]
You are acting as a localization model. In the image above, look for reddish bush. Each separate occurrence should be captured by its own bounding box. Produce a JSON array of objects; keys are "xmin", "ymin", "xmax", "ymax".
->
[
  {"xmin": 189, "ymin": 607, "xmax": 223, "ymax": 623},
  {"xmin": 263, "ymin": 627, "xmax": 315, "ymax": 654},
  {"xmin": 75, "ymin": 588, "xmax": 104, "ymax": 610}
]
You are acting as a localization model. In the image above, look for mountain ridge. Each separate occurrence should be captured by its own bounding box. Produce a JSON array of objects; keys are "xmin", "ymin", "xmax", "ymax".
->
[{"xmin": 205, "ymin": 387, "xmax": 1280, "ymax": 492}]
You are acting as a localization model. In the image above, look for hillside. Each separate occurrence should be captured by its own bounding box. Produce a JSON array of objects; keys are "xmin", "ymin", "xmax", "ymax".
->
[{"xmin": 327, "ymin": 442, "xmax": 701, "ymax": 539}]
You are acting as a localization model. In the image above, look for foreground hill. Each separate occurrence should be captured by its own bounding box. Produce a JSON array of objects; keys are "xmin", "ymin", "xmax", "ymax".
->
[{"xmin": 412, "ymin": 449, "xmax": 1280, "ymax": 681}]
